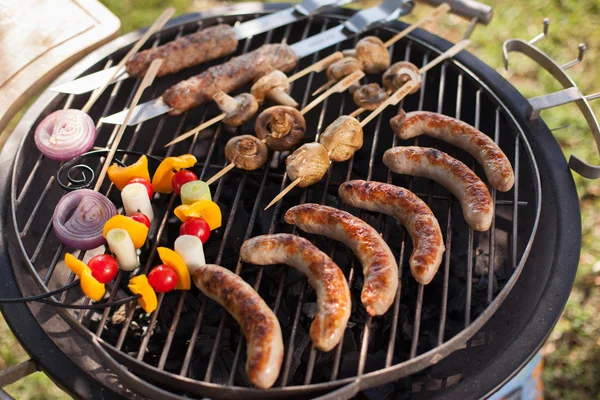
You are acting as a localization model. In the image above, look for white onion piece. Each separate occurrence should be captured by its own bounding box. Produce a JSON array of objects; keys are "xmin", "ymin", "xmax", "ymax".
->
[
  {"xmin": 174, "ymin": 235, "xmax": 205, "ymax": 275},
  {"xmin": 34, "ymin": 110, "xmax": 96, "ymax": 161},
  {"xmin": 180, "ymin": 180, "xmax": 211, "ymax": 205},
  {"xmin": 52, "ymin": 189, "xmax": 116, "ymax": 250},
  {"xmin": 106, "ymin": 228, "xmax": 138, "ymax": 271},
  {"xmin": 121, "ymin": 183, "xmax": 154, "ymax": 222}
]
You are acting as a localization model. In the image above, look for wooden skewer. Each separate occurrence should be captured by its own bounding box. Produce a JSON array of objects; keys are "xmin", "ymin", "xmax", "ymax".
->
[
  {"xmin": 264, "ymin": 177, "xmax": 302, "ymax": 210},
  {"xmin": 164, "ymin": 113, "xmax": 225, "ymax": 147},
  {"xmin": 93, "ymin": 59, "xmax": 163, "ymax": 192},
  {"xmin": 312, "ymin": 79, "xmax": 336, "ymax": 96},
  {"xmin": 301, "ymin": 70, "xmax": 365, "ymax": 115},
  {"xmin": 206, "ymin": 162, "xmax": 236, "ymax": 185},
  {"xmin": 288, "ymin": 52, "xmax": 344, "ymax": 83},
  {"xmin": 81, "ymin": 8, "xmax": 174, "ymax": 113}
]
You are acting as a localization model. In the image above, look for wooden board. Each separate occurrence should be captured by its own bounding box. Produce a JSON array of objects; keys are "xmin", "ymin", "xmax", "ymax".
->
[{"xmin": 0, "ymin": 0, "xmax": 120, "ymax": 136}]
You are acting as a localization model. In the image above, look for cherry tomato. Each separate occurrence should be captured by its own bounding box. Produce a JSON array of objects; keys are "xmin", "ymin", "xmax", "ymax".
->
[
  {"xmin": 180, "ymin": 217, "xmax": 211, "ymax": 244},
  {"xmin": 172, "ymin": 170, "xmax": 198, "ymax": 195},
  {"xmin": 128, "ymin": 177, "xmax": 153, "ymax": 198},
  {"xmin": 148, "ymin": 264, "xmax": 178, "ymax": 293},
  {"xmin": 87, "ymin": 254, "xmax": 118, "ymax": 284},
  {"xmin": 129, "ymin": 212, "xmax": 151, "ymax": 229}
]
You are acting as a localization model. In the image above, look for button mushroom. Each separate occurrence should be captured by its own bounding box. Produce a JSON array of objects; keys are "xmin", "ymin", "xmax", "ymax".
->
[
  {"xmin": 343, "ymin": 36, "xmax": 390, "ymax": 75},
  {"xmin": 286, "ymin": 143, "xmax": 330, "ymax": 187},
  {"xmin": 255, "ymin": 106, "xmax": 306, "ymax": 151},
  {"xmin": 224, "ymin": 135, "xmax": 269, "ymax": 171},
  {"xmin": 352, "ymin": 83, "xmax": 389, "ymax": 111},
  {"xmin": 382, "ymin": 61, "xmax": 422, "ymax": 94},
  {"xmin": 326, "ymin": 57, "xmax": 363, "ymax": 82},
  {"xmin": 251, "ymin": 70, "xmax": 298, "ymax": 108},
  {"xmin": 319, "ymin": 116, "xmax": 363, "ymax": 162},
  {"xmin": 213, "ymin": 91, "xmax": 259, "ymax": 127}
]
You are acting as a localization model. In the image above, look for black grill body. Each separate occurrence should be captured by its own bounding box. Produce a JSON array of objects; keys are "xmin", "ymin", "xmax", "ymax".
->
[{"xmin": 0, "ymin": 4, "xmax": 580, "ymax": 399}]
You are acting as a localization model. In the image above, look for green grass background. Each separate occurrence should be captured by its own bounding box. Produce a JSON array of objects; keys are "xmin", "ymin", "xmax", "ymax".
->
[{"xmin": 1, "ymin": 0, "xmax": 599, "ymax": 398}]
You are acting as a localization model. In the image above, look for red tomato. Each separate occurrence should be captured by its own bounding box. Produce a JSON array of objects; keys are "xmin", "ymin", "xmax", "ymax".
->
[
  {"xmin": 180, "ymin": 217, "xmax": 211, "ymax": 244},
  {"xmin": 129, "ymin": 212, "xmax": 151, "ymax": 228},
  {"xmin": 148, "ymin": 264, "xmax": 178, "ymax": 293},
  {"xmin": 128, "ymin": 177, "xmax": 153, "ymax": 198},
  {"xmin": 171, "ymin": 170, "xmax": 198, "ymax": 195},
  {"xmin": 87, "ymin": 254, "xmax": 118, "ymax": 284}
]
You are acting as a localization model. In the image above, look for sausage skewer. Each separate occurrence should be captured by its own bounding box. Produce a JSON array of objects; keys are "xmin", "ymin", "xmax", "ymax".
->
[
  {"xmin": 205, "ymin": 70, "xmax": 364, "ymax": 185},
  {"xmin": 163, "ymin": 52, "xmax": 344, "ymax": 148},
  {"xmin": 312, "ymin": 3, "xmax": 451, "ymax": 95}
]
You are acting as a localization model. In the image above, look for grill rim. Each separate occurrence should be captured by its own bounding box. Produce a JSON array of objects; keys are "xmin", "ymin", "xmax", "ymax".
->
[{"xmin": 0, "ymin": 3, "xmax": 579, "ymax": 399}]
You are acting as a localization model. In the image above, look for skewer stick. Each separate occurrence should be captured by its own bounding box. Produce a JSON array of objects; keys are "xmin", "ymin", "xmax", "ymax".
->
[
  {"xmin": 165, "ymin": 113, "xmax": 225, "ymax": 147},
  {"xmin": 312, "ymin": 80, "xmax": 336, "ymax": 96},
  {"xmin": 349, "ymin": 108, "xmax": 365, "ymax": 118},
  {"xmin": 288, "ymin": 52, "xmax": 344, "ymax": 83},
  {"xmin": 93, "ymin": 59, "xmax": 163, "ymax": 192},
  {"xmin": 82, "ymin": 8, "xmax": 174, "ymax": 113},
  {"xmin": 384, "ymin": 3, "xmax": 451, "ymax": 48},
  {"xmin": 264, "ymin": 177, "xmax": 303, "ymax": 210},
  {"xmin": 301, "ymin": 70, "xmax": 365, "ymax": 115},
  {"xmin": 358, "ymin": 39, "xmax": 471, "ymax": 128},
  {"xmin": 206, "ymin": 162, "xmax": 236, "ymax": 185}
]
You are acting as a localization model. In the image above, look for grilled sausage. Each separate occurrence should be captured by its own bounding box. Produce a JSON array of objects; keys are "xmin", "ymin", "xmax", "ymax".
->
[
  {"xmin": 240, "ymin": 234, "xmax": 351, "ymax": 352},
  {"xmin": 126, "ymin": 24, "xmax": 238, "ymax": 78},
  {"xmin": 339, "ymin": 180, "xmax": 444, "ymax": 285},
  {"xmin": 163, "ymin": 44, "xmax": 298, "ymax": 115},
  {"xmin": 390, "ymin": 111, "xmax": 514, "ymax": 192},
  {"xmin": 285, "ymin": 204, "xmax": 398, "ymax": 316},
  {"xmin": 193, "ymin": 265, "xmax": 283, "ymax": 389},
  {"xmin": 383, "ymin": 147, "xmax": 493, "ymax": 232}
]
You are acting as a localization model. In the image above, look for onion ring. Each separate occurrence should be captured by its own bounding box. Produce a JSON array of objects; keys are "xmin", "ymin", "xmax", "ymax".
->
[
  {"xmin": 35, "ymin": 110, "xmax": 96, "ymax": 161},
  {"xmin": 53, "ymin": 189, "xmax": 117, "ymax": 250}
]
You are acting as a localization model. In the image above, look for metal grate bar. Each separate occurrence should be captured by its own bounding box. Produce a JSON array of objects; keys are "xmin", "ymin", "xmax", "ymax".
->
[
  {"xmin": 487, "ymin": 107, "xmax": 500, "ymax": 303},
  {"xmin": 512, "ymin": 136, "xmax": 521, "ymax": 269}
]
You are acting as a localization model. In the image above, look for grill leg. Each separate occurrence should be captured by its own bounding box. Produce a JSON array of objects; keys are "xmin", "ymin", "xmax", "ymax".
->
[{"xmin": 0, "ymin": 359, "xmax": 38, "ymax": 399}]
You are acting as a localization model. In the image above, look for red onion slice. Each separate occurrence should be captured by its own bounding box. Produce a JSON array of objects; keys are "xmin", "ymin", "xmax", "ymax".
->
[
  {"xmin": 35, "ymin": 109, "xmax": 96, "ymax": 161},
  {"xmin": 53, "ymin": 189, "xmax": 117, "ymax": 250}
]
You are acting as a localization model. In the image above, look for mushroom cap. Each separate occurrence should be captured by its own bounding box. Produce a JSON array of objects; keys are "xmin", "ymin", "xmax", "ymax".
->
[
  {"xmin": 352, "ymin": 83, "xmax": 389, "ymax": 110},
  {"xmin": 286, "ymin": 143, "xmax": 330, "ymax": 187},
  {"xmin": 224, "ymin": 135, "xmax": 268, "ymax": 171},
  {"xmin": 326, "ymin": 57, "xmax": 362, "ymax": 81},
  {"xmin": 319, "ymin": 116, "xmax": 363, "ymax": 162},
  {"xmin": 220, "ymin": 93, "xmax": 259, "ymax": 126},
  {"xmin": 382, "ymin": 61, "xmax": 422, "ymax": 94},
  {"xmin": 355, "ymin": 36, "xmax": 390, "ymax": 75},
  {"xmin": 255, "ymin": 106, "xmax": 306, "ymax": 152},
  {"xmin": 251, "ymin": 70, "xmax": 291, "ymax": 104}
]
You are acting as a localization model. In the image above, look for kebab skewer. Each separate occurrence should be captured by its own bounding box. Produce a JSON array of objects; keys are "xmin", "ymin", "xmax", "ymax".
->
[
  {"xmin": 100, "ymin": 0, "xmax": 413, "ymax": 127},
  {"xmin": 205, "ymin": 70, "xmax": 365, "ymax": 184},
  {"xmin": 264, "ymin": 40, "xmax": 470, "ymax": 209}
]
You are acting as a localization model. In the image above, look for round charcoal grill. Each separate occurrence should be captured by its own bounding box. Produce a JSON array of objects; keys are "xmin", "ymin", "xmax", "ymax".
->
[{"xmin": 0, "ymin": 3, "xmax": 581, "ymax": 399}]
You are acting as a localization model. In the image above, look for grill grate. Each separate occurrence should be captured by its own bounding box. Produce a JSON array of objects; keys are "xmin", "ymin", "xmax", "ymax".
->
[{"xmin": 6, "ymin": 8, "xmax": 541, "ymax": 399}]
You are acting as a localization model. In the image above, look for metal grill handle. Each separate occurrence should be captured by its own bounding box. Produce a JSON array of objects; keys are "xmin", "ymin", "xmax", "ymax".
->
[{"xmin": 418, "ymin": 0, "xmax": 493, "ymax": 24}]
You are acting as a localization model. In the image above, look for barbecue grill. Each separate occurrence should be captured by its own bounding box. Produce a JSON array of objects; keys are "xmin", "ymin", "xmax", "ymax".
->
[{"xmin": 0, "ymin": 3, "xmax": 581, "ymax": 399}]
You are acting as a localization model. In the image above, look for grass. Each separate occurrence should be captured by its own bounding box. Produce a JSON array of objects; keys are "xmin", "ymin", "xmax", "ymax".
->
[{"xmin": 1, "ymin": 0, "xmax": 598, "ymax": 398}]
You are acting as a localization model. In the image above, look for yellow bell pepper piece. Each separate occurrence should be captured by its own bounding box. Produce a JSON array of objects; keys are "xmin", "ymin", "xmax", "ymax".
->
[
  {"xmin": 151, "ymin": 154, "xmax": 197, "ymax": 194},
  {"xmin": 64, "ymin": 253, "xmax": 105, "ymax": 301},
  {"xmin": 128, "ymin": 275, "xmax": 157, "ymax": 313},
  {"xmin": 103, "ymin": 215, "xmax": 148, "ymax": 249},
  {"xmin": 107, "ymin": 155, "xmax": 150, "ymax": 191},
  {"xmin": 157, "ymin": 247, "xmax": 191, "ymax": 290},
  {"xmin": 173, "ymin": 200, "xmax": 221, "ymax": 230}
]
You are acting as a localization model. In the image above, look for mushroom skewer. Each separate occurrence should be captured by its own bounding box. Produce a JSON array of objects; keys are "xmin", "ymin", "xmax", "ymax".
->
[
  {"xmin": 164, "ymin": 52, "xmax": 344, "ymax": 148},
  {"xmin": 205, "ymin": 70, "xmax": 365, "ymax": 185},
  {"xmin": 312, "ymin": 3, "xmax": 451, "ymax": 95},
  {"xmin": 263, "ymin": 40, "xmax": 470, "ymax": 209}
]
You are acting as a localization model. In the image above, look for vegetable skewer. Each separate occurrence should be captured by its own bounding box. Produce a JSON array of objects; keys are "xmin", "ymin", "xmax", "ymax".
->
[{"xmin": 264, "ymin": 40, "xmax": 470, "ymax": 209}]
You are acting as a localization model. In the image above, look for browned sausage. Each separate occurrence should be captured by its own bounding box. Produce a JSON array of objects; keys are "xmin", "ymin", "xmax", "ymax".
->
[
  {"xmin": 338, "ymin": 180, "xmax": 445, "ymax": 285},
  {"xmin": 390, "ymin": 110, "xmax": 514, "ymax": 192},
  {"xmin": 193, "ymin": 265, "xmax": 283, "ymax": 389},
  {"xmin": 163, "ymin": 44, "xmax": 297, "ymax": 115},
  {"xmin": 240, "ymin": 234, "xmax": 351, "ymax": 352},
  {"xmin": 126, "ymin": 24, "xmax": 238, "ymax": 78},
  {"xmin": 383, "ymin": 146, "xmax": 494, "ymax": 231},
  {"xmin": 285, "ymin": 204, "xmax": 398, "ymax": 316}
]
